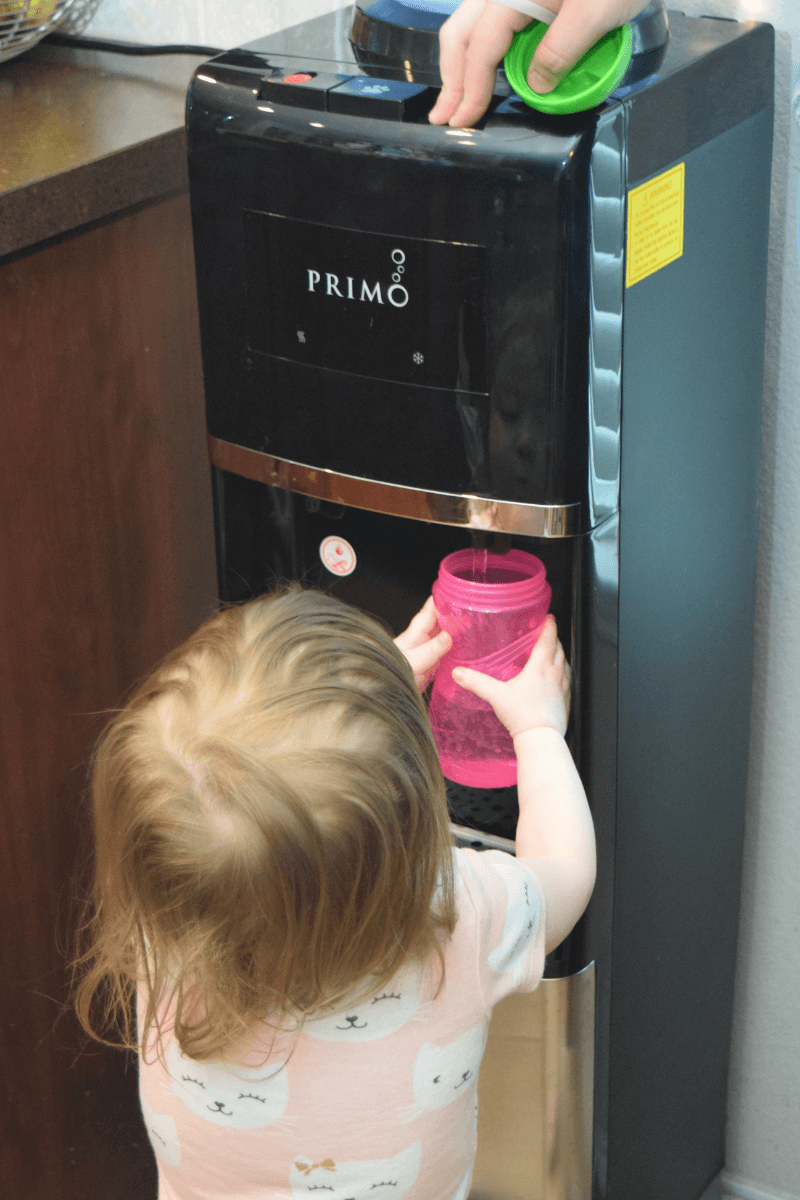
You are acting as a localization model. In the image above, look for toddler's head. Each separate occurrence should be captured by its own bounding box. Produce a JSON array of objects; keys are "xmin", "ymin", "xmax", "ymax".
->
[{"xmin": 77, "ymin": 587, "xmax": 455, "ymax": 1060}]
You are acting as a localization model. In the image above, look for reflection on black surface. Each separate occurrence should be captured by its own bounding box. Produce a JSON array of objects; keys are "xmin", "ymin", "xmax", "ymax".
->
[
  {"xmin": 489, "ymin": 279, "xmax": 554, "ymax": 502},
  {"xmin": 350, "ymin": 1, "xmax": 446, "ymax": 80}
]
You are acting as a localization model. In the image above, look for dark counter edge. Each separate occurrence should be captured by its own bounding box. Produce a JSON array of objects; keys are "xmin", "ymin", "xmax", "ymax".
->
[
  {"xmin": 0, "ymin": 39, "xmax": 213, "ymax": 262},
  {"xmin": 0, "ymin": 127, "xmax": 190, "ymax": 262}
]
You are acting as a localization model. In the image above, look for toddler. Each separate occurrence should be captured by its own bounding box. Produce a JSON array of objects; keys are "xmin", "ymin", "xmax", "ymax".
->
[{"xmin": 76, "ymin": 586, "xmax": 595, "ymax": 1200}]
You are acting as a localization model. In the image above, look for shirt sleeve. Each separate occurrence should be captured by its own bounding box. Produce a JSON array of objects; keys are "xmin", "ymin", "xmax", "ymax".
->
[
  {"xmin": 456, "ymin": 847, "xmax": 547, "ymax": 1012},
  {"xmin": 489, "ymin": 0, "xmax": 556, "ymax": 24}
]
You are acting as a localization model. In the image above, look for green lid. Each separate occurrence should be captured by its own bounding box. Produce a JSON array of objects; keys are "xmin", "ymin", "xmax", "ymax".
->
[{"xmin": 503, "ymin": 20, "xmax": 633, "ymax": 115}]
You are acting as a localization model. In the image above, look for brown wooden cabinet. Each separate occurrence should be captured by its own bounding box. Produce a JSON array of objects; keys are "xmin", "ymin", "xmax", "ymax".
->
[{"xmin": 0, "ymin": 191, "xmax": 217, "ymax": 1198}]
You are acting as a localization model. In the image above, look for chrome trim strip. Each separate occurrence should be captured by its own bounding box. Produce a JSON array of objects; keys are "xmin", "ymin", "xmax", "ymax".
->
[
  {"xmin": 587, "ymin": 106, "xmax": 626, "ymax": 527},
  {"xmin": 208, "ymin": 437, "xmax": 582, "ymax": 537}
]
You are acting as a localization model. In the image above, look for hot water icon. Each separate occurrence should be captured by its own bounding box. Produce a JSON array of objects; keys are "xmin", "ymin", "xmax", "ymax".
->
[{"xmin": 319, "ymin": 536, "xmax": 357, "ymax": 577}]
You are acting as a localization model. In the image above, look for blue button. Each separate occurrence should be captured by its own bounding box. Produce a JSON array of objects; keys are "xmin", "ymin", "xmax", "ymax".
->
[
  {"xmin": 327, "ymin": 76, "xmax": 434, "ymax": 120},
  {"xmin": 336, "ymin": 78, "xmax": 427, "ymax": 101}
]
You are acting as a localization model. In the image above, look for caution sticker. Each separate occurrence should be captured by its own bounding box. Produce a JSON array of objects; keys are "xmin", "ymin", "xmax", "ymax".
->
[
  {"xmin": 319, "ymin": 536, "xmax": 356, "ymax": 577},
  {"xmin": 626, "ymin": 162, "xmax": 685, "ymax": 287}
]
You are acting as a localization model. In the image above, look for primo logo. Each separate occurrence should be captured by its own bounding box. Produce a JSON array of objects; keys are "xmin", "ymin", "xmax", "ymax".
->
[{"xmin": 307, "ymin": 248, "xmax": 409, "ymax": 308}]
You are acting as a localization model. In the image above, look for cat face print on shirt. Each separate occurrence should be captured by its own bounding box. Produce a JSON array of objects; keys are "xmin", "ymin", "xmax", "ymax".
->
[
  {"xmin": 167, "ymin": 1042, "xmax": 289, "ymax": 1129},
  {"xmin": 306, "ymin": 964, "xmax": 424, "ymax": 1043},
  {"xmin": 290, "ymin": 1140, "xmax": 421, "ymax": 1199},
  {"xmin": 485, "ymin": 856, "xmax": 539, "ymax": 986},
  {"xmin": 409, "ymin": 1022, "xmax": 488, "ymax": 1117},
  {"xmin": 140, "ymin": 1095, "xmax": 181, "ymax": 1166}
]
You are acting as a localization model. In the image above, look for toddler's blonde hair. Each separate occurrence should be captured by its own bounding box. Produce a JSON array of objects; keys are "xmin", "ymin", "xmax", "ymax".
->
[{"xmin": 75, "ymin": 587, "xmax": 456, "ymax": 1062}]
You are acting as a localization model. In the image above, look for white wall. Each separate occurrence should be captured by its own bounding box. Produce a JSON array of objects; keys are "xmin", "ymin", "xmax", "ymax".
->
[
  {"xmin": 82, "ymin": 2, "xmax": 800, "ymax": 1198},
  {"xmin": 81, "ymin": 0, "xmax": 346, "ymax": 49}
]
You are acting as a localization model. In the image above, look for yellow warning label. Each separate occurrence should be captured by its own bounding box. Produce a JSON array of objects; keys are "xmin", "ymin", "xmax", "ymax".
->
[{"xmin": 626, "ymin": 163, "xmax": 685, "ymax": 287}]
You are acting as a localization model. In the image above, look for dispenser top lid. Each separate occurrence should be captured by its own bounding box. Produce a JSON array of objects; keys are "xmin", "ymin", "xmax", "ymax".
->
[
  {"xmin": 351, "ymin": 0, "xmax": 669, "ymax": 76},
  {"xmin": 351, "ymin": 0, "xmax": 458, "ymax": 68},
  {"xmin": 356, "ymin": 0, "xmax": 458, "ymax": 28}
]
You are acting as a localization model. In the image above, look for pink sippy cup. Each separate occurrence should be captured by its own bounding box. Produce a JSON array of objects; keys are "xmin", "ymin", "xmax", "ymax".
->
[{"xmin": 428, "ymin": 548, "xmax": 552, "ymax": 789}]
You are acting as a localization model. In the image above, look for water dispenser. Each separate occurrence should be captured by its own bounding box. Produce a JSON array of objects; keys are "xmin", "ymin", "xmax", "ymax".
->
[{"xmin": 185, "ymin": 6, "xmax": 774, "ymax": 1197}]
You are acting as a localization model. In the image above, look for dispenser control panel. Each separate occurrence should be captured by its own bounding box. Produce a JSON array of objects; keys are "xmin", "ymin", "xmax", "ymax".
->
[
  {"xmin": 259, "ymin": 68, "xmax": 437, "ymax": 120},
  {"xmin": 201, "ymin": 51, "xmax": 495, "ymax": 123},
  {"xmin": 243, "ymin": 212, "xmax": 487, "ymax": 392}
]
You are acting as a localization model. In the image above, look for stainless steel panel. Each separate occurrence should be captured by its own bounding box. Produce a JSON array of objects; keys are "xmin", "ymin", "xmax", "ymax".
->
[{"xmin": 471, "ymin": 963, "xmax": 595, "ymax": 1200}]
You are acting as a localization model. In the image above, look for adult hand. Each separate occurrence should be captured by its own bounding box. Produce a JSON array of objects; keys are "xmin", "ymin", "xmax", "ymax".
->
[
  {"xmin": 527, "ymin": 0, "xmax": 645, "ymax": 93},
  {"xmin": 429, "ymin": 0, "xmax": 531, "ymax": 128},
  {"xmin": 394, "ymin": 596, "xmax": 452, "ymax": 691},
  {"xmin": 429, "ymin": 0, "xmax": 645, "ymax": 129}
]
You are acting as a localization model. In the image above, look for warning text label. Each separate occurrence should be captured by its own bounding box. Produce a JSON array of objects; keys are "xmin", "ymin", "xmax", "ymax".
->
[{"xmin": 626, "ymin": 163, "xmax": 685, "ymax": 288}]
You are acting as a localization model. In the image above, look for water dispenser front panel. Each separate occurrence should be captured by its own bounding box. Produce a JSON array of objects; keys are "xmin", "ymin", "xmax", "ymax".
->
[{"xmin": 188, "ymin": 69, "xmax": 596, "ymax": 507}]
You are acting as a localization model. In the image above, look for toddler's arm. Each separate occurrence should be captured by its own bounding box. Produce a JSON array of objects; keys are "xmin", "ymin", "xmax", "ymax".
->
[
  {"xmin": 452, "ymin": 615, "xmax": 596, "ymax": 953},
  {"xmin": 394, "ymin": 596, "xmax": 452, "ymax": 690}
]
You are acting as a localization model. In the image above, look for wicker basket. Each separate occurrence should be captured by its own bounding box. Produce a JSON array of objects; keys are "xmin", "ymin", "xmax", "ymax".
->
[{"xmin": 0, "ymin": 0, "xmax": 102, "ymax": 64}]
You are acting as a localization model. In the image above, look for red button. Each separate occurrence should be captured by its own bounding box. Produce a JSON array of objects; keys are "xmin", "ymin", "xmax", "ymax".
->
[{"xmin": 283, "ymin": 73, "xmax": 314, "ymax": 84}]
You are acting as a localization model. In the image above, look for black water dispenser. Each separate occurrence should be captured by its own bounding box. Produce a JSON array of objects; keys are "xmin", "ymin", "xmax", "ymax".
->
[{"xmin": 186, "ymin": 5, "xmax": 773, "ymax": 1197}]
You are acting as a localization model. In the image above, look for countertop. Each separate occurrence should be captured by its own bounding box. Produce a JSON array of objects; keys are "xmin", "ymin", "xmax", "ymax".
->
[{"xmin": 0, "ymin": 40, "xmax": 212, "ymax": 259}]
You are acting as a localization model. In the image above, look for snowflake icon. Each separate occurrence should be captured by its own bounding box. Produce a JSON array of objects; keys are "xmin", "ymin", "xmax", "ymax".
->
[{"xmin": 413, "ymin": 352, "xmax": 424, "ymax": 365}]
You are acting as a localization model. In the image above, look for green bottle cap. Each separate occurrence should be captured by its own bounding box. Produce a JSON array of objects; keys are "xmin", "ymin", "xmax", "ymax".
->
[{"xmin": 504, "ymin": 20, "xmax": 633, "ymax": 115}]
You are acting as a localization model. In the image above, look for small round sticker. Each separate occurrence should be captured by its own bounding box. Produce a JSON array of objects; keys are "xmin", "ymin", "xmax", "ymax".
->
[{"xmin": 319, "ymin": 536, "xmax": 357, "ymax": 577}]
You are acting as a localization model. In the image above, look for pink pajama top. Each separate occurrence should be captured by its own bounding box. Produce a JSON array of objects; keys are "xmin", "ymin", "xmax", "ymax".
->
[{"xmin": 138, "ymin": 847, "xmax": 546, "ymax": 1200}]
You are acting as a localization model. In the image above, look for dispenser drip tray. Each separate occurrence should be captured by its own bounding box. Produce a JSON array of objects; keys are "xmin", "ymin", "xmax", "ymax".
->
[{"xmin": 446, "ymin": 778, "xmax": 519, "ymax": 839}]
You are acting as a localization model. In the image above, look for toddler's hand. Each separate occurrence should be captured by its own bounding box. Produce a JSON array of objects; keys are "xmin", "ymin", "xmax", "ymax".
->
[
  {"xmin": 452, "ymin": 614, "xmax": 570, "ymax": 737},
  {"xmin": 394, "ymin": 596, "xmax": 452, "ymax": 691}
]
